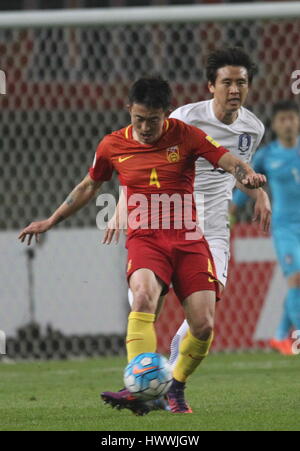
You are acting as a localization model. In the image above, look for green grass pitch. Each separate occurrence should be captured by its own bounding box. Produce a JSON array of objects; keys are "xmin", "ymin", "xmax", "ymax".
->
[{"xmin": 0, "ymin": 352, "xmax": 299, "ymax": 431}]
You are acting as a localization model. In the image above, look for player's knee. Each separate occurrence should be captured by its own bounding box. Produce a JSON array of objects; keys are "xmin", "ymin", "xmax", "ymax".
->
[
  {"xmin": 196, "ymin": 325, "xmax": 213, "ymax": 341},
  {"xmin": 190, "ymin": 320, "xmax": 214, "ymax": 341},
  {"xmin": 131, "ymin": 286, "xmax": 157, "ymax": 313}
]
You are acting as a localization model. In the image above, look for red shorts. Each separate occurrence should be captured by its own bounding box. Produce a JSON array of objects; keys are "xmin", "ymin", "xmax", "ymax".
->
[{"xmin": 126, "ymin": 229, "xmax": 219, "ymax": 302}]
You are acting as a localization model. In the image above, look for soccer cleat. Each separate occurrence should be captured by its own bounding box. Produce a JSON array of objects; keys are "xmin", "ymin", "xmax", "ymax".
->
[
  {"xmin": 101, "ymin": 388, "xmax": 151, "ymax": 416},
  {"xmin": 269, "ymin": 338, "xmax": 294, "ymax": 355},
  {"xmin": 167, "ymin": 382, "xmax": 193, "ymax": 414}
]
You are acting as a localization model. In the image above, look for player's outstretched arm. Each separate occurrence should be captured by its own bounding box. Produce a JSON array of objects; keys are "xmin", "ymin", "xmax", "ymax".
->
[
  {"xmin": 18, "ymin": 174, "xmax": 103, "ymax": 245},
  {"xmin": 218, "ymin": 153, "xmax": 266, "ymax": 189}
]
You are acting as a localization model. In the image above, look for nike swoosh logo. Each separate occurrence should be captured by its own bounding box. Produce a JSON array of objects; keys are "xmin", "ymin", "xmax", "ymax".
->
[
  {"xmin": 188, "ymin": 354, "xmax": 204, "ymax": 361},
  {"xmin": 125, "ymin": 338, "xmax": 143, "ymax": 344},
  {"xmin": 118, "ymin": 155, "xmax": 134, "ymax": 163},
  {"xmin": 133, "ymin": 365, "xmax": 158, "ymax": 375}
]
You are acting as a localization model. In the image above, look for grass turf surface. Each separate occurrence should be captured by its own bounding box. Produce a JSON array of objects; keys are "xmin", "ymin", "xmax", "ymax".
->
[{"xmin": 0, "ymin": 352, "xmax": 299, "ymax": 431}]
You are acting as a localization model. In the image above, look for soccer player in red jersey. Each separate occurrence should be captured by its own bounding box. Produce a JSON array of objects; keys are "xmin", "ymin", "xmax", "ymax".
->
[{"xmin": 19, "ymin": 77, "xmax": 266, "ymax": 414}]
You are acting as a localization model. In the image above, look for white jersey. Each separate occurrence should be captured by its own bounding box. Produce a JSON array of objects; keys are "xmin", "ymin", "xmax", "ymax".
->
[{"xmin": 170, "ymin": 99, "xmax": 265, "ymax": 240}]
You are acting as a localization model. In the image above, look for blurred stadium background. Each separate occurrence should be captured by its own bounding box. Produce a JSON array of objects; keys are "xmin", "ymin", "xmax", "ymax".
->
[{"xmin": 0, "ymin": 0, "xmax": 299, "ymax": 360}]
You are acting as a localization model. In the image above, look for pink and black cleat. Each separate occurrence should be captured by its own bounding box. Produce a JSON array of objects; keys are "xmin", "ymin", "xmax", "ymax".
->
[
  {"xmin": 167, "ymin": 380, "xmax": 193, "ymax": 414},
  {"xmin": 101, "ymin": 389, "xmax": 170, "ymax": 415}
]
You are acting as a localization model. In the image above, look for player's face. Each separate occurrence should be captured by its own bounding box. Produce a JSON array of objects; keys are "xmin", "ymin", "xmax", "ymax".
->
[
  {"xmin": 129, "ymin": 103, "xmax": 168, "ymax": 145},
  {"xmin": 272, "ymin": 111, "xmax": 300, "ymax": 141},
  {"xmin": 208, "ymin": 66, "xmax": 249, "ymax": 113}
]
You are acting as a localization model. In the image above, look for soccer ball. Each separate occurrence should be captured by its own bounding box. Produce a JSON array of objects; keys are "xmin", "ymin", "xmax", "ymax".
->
[{"xmin": 124, "ymin": 352, "xmax": 173, "ymax": 400}]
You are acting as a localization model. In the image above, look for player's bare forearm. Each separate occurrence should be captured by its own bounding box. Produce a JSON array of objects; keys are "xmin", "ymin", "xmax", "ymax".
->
[
  {"xmin": 49, "ymin": 175, "xmax": 102, "ymax": 226},
  {"xmin": 18, "ymin": 174, "xmax": 102, "ymax": 245},
  {"xmin": 218, "ymin": 153, "xmax": 266, "ymax": 189}
]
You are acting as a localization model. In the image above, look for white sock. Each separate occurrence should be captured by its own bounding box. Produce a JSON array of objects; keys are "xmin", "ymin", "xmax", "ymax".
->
[
  {"xmin": 128, "ymin": 288, "xmax": 134, "ymax": 308},
  {"xmin": 169, "ymin": 319, "xmax": 189, "ymax": 370}
]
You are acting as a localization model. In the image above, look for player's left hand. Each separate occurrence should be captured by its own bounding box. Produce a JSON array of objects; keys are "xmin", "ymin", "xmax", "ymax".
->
[
  {"xmin": 242, "ymin": 172, "xmax": 267, "ymax": 189},
  {"xmin": 252, "ymin": 189, "xmax": 272, "ymax": 232},
  {"xmin": 102, "ymin": 216, "xmax": 120, "ymax": 244}
]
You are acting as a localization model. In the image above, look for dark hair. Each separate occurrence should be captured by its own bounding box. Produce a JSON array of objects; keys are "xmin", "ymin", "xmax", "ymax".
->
[
  {"xmin": 272, "ymin": 100, "xmax": 300, "ymax": 117},
  {"xmin": 206, "ymin": 47, "xmax": 258, "ymax": 85},
  {"xmin": 128, "ymin": 76, "xmax": 172, "ymax": 111}
]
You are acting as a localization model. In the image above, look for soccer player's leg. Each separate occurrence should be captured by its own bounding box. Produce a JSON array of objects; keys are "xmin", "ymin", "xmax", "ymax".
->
[
  {"xmin": 167, "ymin": 236, "xmax": 219, "ymax": 413},
  {"xmin": 102, "ymin": 269, "xmax": 163, "ymax": 415},
  {"xmin": 167, "ymin": 290, "xmax": 216, "ymax": 413},
  {"xmin": 127, "ymin": 287, "xmax": 170, "ymax": 411},
  {"xmin": 169, "ymin": 241, "xmax": 229, "ymax": 370},
  {"xmin": 128, "ymin": 288, "xmax": 166, "ymax": 320},
  {"xmin": 126, "ymin": 268, "xmax": 162, "ymax": 361},
  {"xmin": 101, "ymin": 231, "xmax": 172, "ymax": 414},
  {"xmin": 270, "ymin": 227, "xmax": 300, "ymax": 355}
]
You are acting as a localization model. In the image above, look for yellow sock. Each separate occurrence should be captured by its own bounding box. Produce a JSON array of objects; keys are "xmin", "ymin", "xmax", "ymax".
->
[
  {"xmin": 173, "ymin": 329, "xmax": 214, "ymax": 383},
  {"xmin": 126, "ymin": 312, "xmax": 156, "ymax": 362}
]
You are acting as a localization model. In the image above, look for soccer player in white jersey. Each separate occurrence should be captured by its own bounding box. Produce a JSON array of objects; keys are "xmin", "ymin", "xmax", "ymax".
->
[
  {"xmin": 123, "ymin": 48, "xmax": 271, "ymax": 368},
  {"xmin": 167, "ymin": 47, "xmax": 272, "ymax": 368},
  {"xmin": 103, "ymin": 48, "xmax": 272, "ymax": 412}
]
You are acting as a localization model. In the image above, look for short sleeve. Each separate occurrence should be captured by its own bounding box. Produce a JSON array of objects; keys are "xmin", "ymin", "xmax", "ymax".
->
[
  {"xmin": 186, "ymin": 124, "xmax": 229, "ymax": 168},
  {"xmin": 88, "ymin": 137, "xmax": 114, "ymax": 182}
]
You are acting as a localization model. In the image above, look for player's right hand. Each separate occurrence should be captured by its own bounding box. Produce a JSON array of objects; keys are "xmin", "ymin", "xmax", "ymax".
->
[
  {"xmin": 242, "ymin": 172, "xmax": 266, "ymax": 189},
  {"xmin": 18, "ymin": 219, "xmax": 52, "ymax": 246},
  {"xmin": 252, "ymin": 189, "xmax": 272, "ymax": 233}
]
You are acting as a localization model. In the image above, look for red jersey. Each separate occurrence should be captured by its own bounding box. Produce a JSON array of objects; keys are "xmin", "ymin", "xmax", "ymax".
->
[{"xmin": 89, "ymin": 118, "xmax": 228, "ymax": 231}]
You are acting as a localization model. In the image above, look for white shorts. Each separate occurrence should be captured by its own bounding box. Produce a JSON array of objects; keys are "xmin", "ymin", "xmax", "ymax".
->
[{"xmin": 206, "ymin": 236, "xmax": 230, "ymax": 288}]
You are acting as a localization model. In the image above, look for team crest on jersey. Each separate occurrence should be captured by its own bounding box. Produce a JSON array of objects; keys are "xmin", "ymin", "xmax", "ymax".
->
[
  {"xmin": 238, "ymin": 133, "xmax": 252, "ymax": 154},
  {"xmin": 166, "ymin": 146, "xmax": 180, "ymax": 163}
]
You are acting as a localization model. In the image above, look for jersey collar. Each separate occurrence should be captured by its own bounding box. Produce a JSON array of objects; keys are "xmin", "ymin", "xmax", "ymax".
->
[{"xmin": 125, "ymin": 120, "xmax": 170, "ymax": 141}]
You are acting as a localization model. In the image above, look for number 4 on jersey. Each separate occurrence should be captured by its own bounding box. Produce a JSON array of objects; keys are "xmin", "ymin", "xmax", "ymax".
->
[{"xmin": 149, "ymin": 168, "xmax": 161, "ymax": 188}]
